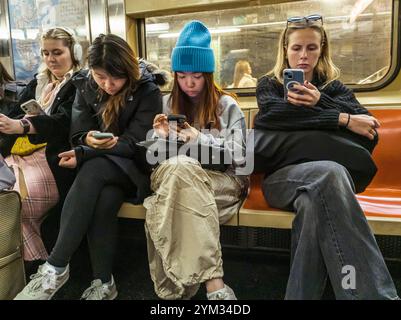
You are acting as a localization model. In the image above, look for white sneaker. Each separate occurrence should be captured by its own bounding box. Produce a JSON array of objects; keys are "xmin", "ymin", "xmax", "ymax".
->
[
  {"xmin": 80, "ymin": 275, "xmax": 118, "ymax": 300},
  {"xmin": 14, "ymin": 263, "xmax": 69, "ymax": 300},
  {"xmin": 207, "ymin": 284, "xmax": 237, "ymax": 300}
]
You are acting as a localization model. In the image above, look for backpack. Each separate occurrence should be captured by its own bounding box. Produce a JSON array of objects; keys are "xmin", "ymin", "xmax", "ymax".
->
[{"xmin": 0, "ymin": 190, "xmax": 25, "ymax": 300}]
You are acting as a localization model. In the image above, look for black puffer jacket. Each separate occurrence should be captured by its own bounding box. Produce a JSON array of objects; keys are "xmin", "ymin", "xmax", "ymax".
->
[{"xmin": 70, "ymin": 60, "xmax": 164, "ymax": 203}]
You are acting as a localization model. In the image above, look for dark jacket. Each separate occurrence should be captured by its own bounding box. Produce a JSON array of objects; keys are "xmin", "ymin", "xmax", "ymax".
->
[
  {"xmin": 254, "ymin": 75, "xmax": 378, "ymax": 152},
  {"xmin": 70, "ymin": 62, "xmax": 163, "ymax": 203},
  {"xmin": 0, "ymin": 75, "xmax": 77, "ymax": 201}
]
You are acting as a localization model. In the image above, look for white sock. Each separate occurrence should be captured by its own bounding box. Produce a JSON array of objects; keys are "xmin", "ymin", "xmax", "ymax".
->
[{"xmin": 45, "ymin": 262, "xmax": 66, "ymax": 275}]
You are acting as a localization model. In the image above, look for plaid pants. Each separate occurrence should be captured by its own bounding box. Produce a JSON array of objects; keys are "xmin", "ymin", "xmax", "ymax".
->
[{"xmin": 5, "ymin": 148, "xmax": 59, "ymax": 261}]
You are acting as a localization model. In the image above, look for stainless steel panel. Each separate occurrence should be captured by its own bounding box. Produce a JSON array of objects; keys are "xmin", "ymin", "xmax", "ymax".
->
[{"xmin": 108, "ymin": 0, "xmax": 126, "ymax": 39}]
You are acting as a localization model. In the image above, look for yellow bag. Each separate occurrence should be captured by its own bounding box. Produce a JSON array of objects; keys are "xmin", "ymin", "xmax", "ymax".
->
[{"xmin": 10, "ymin": 135, "xmax": 46, "ymax": 156}]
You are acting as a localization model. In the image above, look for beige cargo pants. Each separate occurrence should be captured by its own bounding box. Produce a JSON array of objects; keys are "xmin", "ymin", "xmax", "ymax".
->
[{"xmin": 144, "ymin": 155, "xmax": 247, "ymax": 300}]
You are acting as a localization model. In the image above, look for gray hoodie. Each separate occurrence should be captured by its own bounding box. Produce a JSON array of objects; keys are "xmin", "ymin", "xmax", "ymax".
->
[{"xmin": 162, "ymin": 94, "xmax": 247, "ymax": 173}]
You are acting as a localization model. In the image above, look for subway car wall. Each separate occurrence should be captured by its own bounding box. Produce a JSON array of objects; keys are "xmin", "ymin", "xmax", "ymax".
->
[{"xmin": 0, "ymin": 0, "xmax": 401, "ymax": 302}]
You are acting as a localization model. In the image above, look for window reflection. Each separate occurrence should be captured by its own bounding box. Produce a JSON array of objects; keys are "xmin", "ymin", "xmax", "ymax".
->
[
  {"xmin": 145, "ymin": 0, "xmax": 392, "ymax": 89},
  {"xmin": 8, "ymin": 0, "xmax": 90, "ymax": 81}
]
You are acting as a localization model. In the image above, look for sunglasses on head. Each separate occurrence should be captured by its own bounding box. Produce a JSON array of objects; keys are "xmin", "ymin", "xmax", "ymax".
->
[{"xmin": 287, "ymin": 14, "xmax": 323, "ymax": 28}]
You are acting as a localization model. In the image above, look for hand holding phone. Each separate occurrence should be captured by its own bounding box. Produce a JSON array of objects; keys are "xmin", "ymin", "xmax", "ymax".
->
[
  {"xmin": 283, "ymin": 69, "xmax": 305, "ymax": 101},
  {"xmin": 92, "ymin": 131, "xmax": 114, "ymax": 139},
  {"xmin": 86, "ymin": 130, "xmax": 117, "ymax": 150},
  {"xmin": 20, "ymin": 99, "xmax": 45, "ymax": 115},
  {"xmin": 167, "ymin": 114, "xmax": 187, "ymax": 127},
  {"xmin": 284, "ymin": 69, "xmax": 321, "ymax": 107},
  {"xmin": 167, "ymin": 114, "xmax": 187, "ymax": 141},
  {"xmin": 153, "ymin": 114, "xmax": 169, "ymax": 138}
]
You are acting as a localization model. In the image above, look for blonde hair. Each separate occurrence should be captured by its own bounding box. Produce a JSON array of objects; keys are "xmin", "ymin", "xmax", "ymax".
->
[
  {"xmin": 233, "ymin": 60, "xmax": 251, "ymax": 87},
  {"xmin": 269, "ymin": 24, "xmax": 340, "ymax": 87},
  {"xmin": 40, "ymin": 27, "xmax": 81, "ymax": 80}
]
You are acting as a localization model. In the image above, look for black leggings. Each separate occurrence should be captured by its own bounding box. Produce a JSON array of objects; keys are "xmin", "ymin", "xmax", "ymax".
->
[{"xmin": 48, "ymin": 157, "xmax": 135, "ymax": 282}]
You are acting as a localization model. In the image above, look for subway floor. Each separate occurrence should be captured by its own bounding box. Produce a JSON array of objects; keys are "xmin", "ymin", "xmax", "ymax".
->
[{"xmin": 37, "ymin": 213, "xmax": 401, "ymax": 300}]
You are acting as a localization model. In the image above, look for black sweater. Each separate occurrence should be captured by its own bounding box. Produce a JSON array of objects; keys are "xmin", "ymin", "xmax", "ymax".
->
[{"xmin": 254, "ymin": 75, "xmax": 377, "ymax": 151}]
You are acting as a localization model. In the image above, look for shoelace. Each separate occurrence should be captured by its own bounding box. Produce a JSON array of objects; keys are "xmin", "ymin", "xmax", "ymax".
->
[
  {"xmin": 213, "ymin": 292, "xmax": 228, "ymax": 300},
  {"xmin": 27, "ymin": 268, "xmax": 58, "ymax": 293},
  {"xmin": 208, "ymin": 290, "xmax": 228, "ymax": 300},
  {"xmin": 81, "ymin": 281, "xmax": 107, "ymax": 300}
]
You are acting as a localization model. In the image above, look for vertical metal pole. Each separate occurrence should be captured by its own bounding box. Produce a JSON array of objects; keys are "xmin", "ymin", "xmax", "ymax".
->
[
  {"xmin": 105, "ymin": 0, "xmax": 110, "ymax": 34},
  {"xmin": 4, "ymin": 0, "xmax": 15, "ymax": 77},
  {"xmin": 86, "ymin": 0, "xmax": 92, "ymax": 43}
]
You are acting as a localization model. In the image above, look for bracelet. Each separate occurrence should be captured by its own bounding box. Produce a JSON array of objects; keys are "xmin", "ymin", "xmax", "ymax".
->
[
  {"xmin": 345, "ymin": 113, "xmax": 351, "ymax": 128},
  {"xmin": 19, "ymin": 118, "xmax": 31, "ymax": 134}
]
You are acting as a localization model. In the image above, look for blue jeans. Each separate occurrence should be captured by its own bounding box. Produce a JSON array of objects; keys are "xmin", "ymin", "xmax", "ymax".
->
[{"xmin": 262, "ymin": 161, "xmax": 398, "ymax": 300}]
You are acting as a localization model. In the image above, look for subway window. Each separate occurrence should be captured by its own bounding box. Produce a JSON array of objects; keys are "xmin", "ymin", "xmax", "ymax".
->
[
  {"xmin": 7, "ymin": 0, "xmax": 90, "ymax": 81},
  {"xmin": 145, "ymin": 0, "xmax": 393, "ymax": 90}
]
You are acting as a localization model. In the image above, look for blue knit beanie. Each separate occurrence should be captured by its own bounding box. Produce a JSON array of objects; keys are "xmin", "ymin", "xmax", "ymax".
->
[{"xmin": 171, "ymin": 20, "xmax": 215, "ymax": 73}]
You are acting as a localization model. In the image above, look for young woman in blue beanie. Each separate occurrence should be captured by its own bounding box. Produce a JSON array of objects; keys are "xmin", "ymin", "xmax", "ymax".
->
[{"xmin": 145, "ymin": 20, "xmax": 249, "ymax": 300}]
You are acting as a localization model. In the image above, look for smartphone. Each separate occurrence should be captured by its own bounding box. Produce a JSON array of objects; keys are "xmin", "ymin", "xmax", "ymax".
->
[
  {"xmin": 92, "ymin": 132, "xmax": 114, "ymax": 139},
  {"xmin": 20, "ymin": 99, "xmax": 45, "ymax": 115},
  {"xmin": 167, "ymin": 114, "xmax": 187, "ymax": 127},
  {"xmin": 283, "ymin": 69, "xmax": 305, "ymax": 100}
]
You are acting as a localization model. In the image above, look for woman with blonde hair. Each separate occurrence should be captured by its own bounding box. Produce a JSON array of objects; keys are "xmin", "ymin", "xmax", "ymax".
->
[
  {"xmin": 231, "ymin": 60, "xmax": 257, "ymax": 88},
  {"xmin": 254, "ymin": 14, "xmax": 399, "ymax": 299},
  {"xmin": 268, "ymin": 16, "xmax": 339, "ymax": 87},
  {"xmin": 0, "ymin": 27, "xmax": 81, "ymax": 266}
]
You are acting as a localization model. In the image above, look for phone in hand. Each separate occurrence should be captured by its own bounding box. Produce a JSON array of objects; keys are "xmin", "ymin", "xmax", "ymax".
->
[
  {"xmin": 283, "ymin": 69, "xmax": 305, "ymax": 100},
  {"xmin": 92, "ymin": 131, "xmax": 114, "ymax": 139},
  {"xmin": 167, "ymin": 114, "xmax": 187, "ymax": 141},
  {"xmin": 20, "ymin": 99, "xmax": 45, "ymax": 115},
  {"xmin": 167, "ymin": 114, "xmax": 187, "ymax": 127}
]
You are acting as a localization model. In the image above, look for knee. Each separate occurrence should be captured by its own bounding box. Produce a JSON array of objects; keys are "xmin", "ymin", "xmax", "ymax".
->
[
  {"xmin": 312, "ymin": 161, "xmax": 349, "ymax": 181},
  {"xmin": 74, "ymin": 157, "xmax": 110, "ymax": 185},
  {"xmin": 152, "ymin": 155, "xmax": 206, "ymax": 189},
  {"xmin": 157, "ymin": 155, "xmax": 202, "ymax": 176},
  {"xmin": 307, "ymin": 161, "xmax": 354, "ymax": 194}
]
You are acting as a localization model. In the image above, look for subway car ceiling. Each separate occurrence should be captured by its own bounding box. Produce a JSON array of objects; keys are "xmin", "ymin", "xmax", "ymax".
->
[{"xmin": 1, "ymin": 0, "xmax": 400, "ymax": 106}]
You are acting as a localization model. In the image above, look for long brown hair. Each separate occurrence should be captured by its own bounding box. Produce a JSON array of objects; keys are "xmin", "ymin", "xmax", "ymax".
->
[
  {"xmin": 88, "ymin": 34, "xmax": 140, "ymax": 133},
  {"xmin": 170, "ymin": 72, "xmax": 237, "ymax": 130},
  {"xmin": 269, "ymin": 24, "xmax": 340, "ymax": 87}
]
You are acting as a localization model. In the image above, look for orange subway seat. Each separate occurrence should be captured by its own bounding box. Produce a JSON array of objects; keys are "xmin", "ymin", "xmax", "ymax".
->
[
  {"xmin": 356, "ymin": 109, "xmax": 401, "ymax": 218},
  {"xmin": 244, "ymin": 109, "xmax": 401, "ymax": 219}
]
